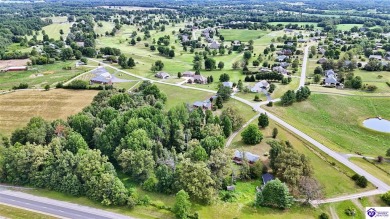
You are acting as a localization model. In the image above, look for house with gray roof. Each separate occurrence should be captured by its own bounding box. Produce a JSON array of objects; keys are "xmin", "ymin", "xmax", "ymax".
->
[
  {"xmin": 209, "ymin": 41, "xmax": 221, "ymax": 49},
  {"xmin": 155, "ymin": 72, "xmax": 170, "ymax": 79},
  {"xmin": 222, "ymin": 82, "xmax": 234, "ymax": 88},
  {"xmin": 273, "ymin": 66, "xmax": 288, "ymax": 75},
  {"xmin": 369, "ymin": 55, "xmax": 383, "ymax": 60},
  {"xmin": 276, "ymin": 55, "xmax": 287, "ymax": 62},
  {"xmin": 250, "ymin": 80, "xmax": 269, "ymax": 92},
  {"xmin": 233, "ymin": 150, "xmax": 260, "ymax": 164}
]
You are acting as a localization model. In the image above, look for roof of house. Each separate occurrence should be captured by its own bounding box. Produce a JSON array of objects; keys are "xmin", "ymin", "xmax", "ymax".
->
[
  {"xmin": 222, "ymin": 82, "xmax": 233, "ymax": 88},
  {"xmin": 369, "ymin": 55, "xmax": 382, "ymax": 60},
  {"xmin": 251, "ymin": 80, "xmax": 270, "ymax": 92},
  {"xmin": 273, "ymin": 66, "xmax": 288, "ymax": 74},
  {"xmin": 325, "ymin": 75, "xmax": 338, "ymax": 84},
  {"xmin": 6, "ymin": 66, "xmax": 27, "ymax": 70},
  {"xmin": 91, "ymin": 67, "xmax": 110, "ymax": 75},
  {"xmin": 209, "ymin": 41, "xmax": 221, "ymax": 49},
  {"xmin": 325, "ymin": 69, "xmax": 335, "ymax": 77},
  {"xmin": 155, "ymin": 71, "xmax": 170, "ymax": 78},
  {"xmin": 182, "ymin": 71, "xmax": 195, "ymax": 77},
  {"xmin": 193, "ymin": 74, "xmax": 207, "ymax": 82},
  {"xmin": 234, "ymin": 150, "xmax": 260, "ymax": 163},
  {"xmin": 277, "ymin": 55, "xmax": 287, "ymax": 61},
  {"xmin": 262, "ymin": 173, "xmax": 274, "ymax": 185},
  {"xmin": 91, "ymin": 75, "xmax": 112, "ymax": 83}
]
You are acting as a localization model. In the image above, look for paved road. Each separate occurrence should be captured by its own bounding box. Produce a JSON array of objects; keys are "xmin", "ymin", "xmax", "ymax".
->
[{"xmin": 0, "ymin": 190, "xmax": 135, "ymax": 219}]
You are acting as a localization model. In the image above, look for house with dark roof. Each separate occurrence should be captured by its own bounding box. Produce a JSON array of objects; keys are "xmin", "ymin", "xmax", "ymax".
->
[
  {"xmin": 90, "ymin": 67, "xmax": 113, "ymax": 85},
  {"xmin": 209, "ymin": 41, "xmax": 221, "ymax": 49},
  {"xmin": 273, "ymin": 66, "xmax": 288, "ymax": 75},
  {"xmin": 233, "ymin": 150, "xmax": 260, "ymax": 164},
  {"xmin": 369, "ymin": 55, "xmax": 383, "ymax": 60},
  {"xmin": 155, "ymin": 72, "xmax": 170, "ymax": 79},
  {"xmin": 262, "ymin": 173, "xmax": 274, "ymax": 185},
  {"xmin": 193, "ymin": 100, "xmax": 212, "ymax": 110},
  {"xmin": 182, "ymin": 71, "xmax": 195, "ymax": 77},
  {"xmin": 276, "ymin": 55, "xmax": 287, "ymax": 62},
  {"xmin": 317, "ymin": 57, "xmax": 327, "ymax": 64},
  {"xmin": 193, "ymin": 75, "xmax": 207, "ymax": 84}
]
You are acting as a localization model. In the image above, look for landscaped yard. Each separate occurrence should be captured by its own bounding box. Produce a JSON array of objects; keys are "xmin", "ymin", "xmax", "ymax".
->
[
  {"xmin": 265, "ymin": 94, "xmax": 390, "ymax": 156},
  {"xmin": 218, "ymin": 29, "xmax": 269, "ymax": 42},
  {"xmin": 0, "ymin": 89, "xmax": 98, "ymax": 135}
]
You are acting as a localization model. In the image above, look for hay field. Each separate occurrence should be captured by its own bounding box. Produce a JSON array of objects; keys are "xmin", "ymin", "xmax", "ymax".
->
[{"xmin": 0, "ymin": 89, "xmax": 98, "ymax": 135}]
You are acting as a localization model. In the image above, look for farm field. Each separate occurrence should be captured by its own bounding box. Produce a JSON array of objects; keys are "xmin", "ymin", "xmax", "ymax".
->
[
  {"xmin": 230, "ymin": 119, "xmax": 370, "ymax": 199},
  {"xmin": 218, "ymin": 29, "xmax": 269, "ymax": 42},
  {"xmin": 336, "ymin": 24, "xmax": 363, "ymax": 31},
  {"xmin": 0, "ymin": 89, "xmax": 98, "ymax": 135},
  {"xmin": 0, "ymin": 203, "xmax": 57, "ymax": 219},
  {"xmin": 265, "ymin": 94, "xmax": 390, "ymax": 156},
  {"xmin": 0, "ymin": 61, "xmax": 92, "ymax": 90}
]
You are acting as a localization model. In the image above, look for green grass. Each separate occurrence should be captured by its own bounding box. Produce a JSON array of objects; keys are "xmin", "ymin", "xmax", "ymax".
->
[
  {"xmin": 155, "ymin": 83, "xmax": 214, "ymax": 110},
  {"xmin": 218, "ymin": 29, "xmax": 269, "ymax": 42},
  {"xmin": 265, "ymin": 94, "xmax": 390, "ymax": 156},
  {"xmin": 0, "ymin": 204, "xmax": 57, "ymax": 219},
  {"xmin": 349, "ymin": 157, "xmax": 390, "ymax": 185},
  {"xmin": 336, "ymin": 24, "xmax": 363, "ymax": 31},
  {"xmin": 0, "ymin": 61, "xmax": 92, "ymax": 90},
  {"xmin": 354, "ymin": 69, "xmax": 390, "ymax": 94},
  {"xmin": 332, "ymin": 200, "xmax": 363, "ymax": 219},
  {"xmin": 35, "ymin": 23, "xmax": 72, "ymax": 41},
  {"xmin": 230, "ymin": 119, "xmax": 369, "ymax": 198},
  {"xmin": 359, "ymin": 195, "xmax": 388, "ymax": 207}
]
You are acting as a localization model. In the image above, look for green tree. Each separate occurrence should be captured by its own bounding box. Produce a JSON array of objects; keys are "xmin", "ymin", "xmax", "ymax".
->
[
  {"xmin": 351, "ymin": 76, "xmax": 363, "ymax": 89},
  {"xmin": 169, "ymin": 50, "xmax": 175, "ymax": 58},
  {"xmin": 219, "ymin": 73, "xmax": 230, "ymax": 82},
  {"xmin": 381, "ymin": 191, "xmax": 390, "ymax": 205},
  {"xmin": 205, "ymin": 58, "xmax": 216, "ymax": 70},
  {"xmin": 218, "ymin": 61, "xmax": 224, "ymax": 70},
  {"xmin": 154, "ymin": 60, "xmax": 164, "ymax": 71},
  {"xmin": 61, "ymin": 48, "xmax": 74, "ymax": 61},
  {"xmin": 127, "ymin": 57, "xmax": 136, "ymax": 68},
  {"xmin": 314, "ymin": 66, "xmax": 323, "ymax": 74},
  {"xmin": 241, "ymin": 124, "xmax": 263, "ymax": 145},
  {"xmin": 313, "ymin": 74, "xmax": 321, "ymax": 83},
  {"xmin": 173, "ymin": 190, "xmax": 191, "ymax": 219},
  {"xmin": 258, "ymin": 179, "xmax": 293, "ymax": 209},
  {"xmin": 221, "ymin": 116, "xmax": 232, "ymax": 137},
  {"xmin": 237, "ymin": 80, "xmax": 243, "ymax": 91},
  {"xmin": 243, "ymin": 51, "xmax": 252, "ymax": 60},
  {"xmin": 216, "ymin": 96, "xmax": 223, "ymax": 109},
  {"xmin": 207, "ymin": 149, "xmax": 231, "ymax": 189},
  {"xmin": 272, "ymin": 128, "xmax": 278, "ymax": 139},
  {"xmin": 118, "ymin": 54, "xmax": 128, "ymax": 69},
  {"xmin": 118, "ymin": 149, "xmax": 155, "ymax": 182},
  {"xmin": 217, "ymin": 86, "xmax": 232, "ymax": 101},
  {"xmin": 258, "ymin": 113, "xmax": 269, "ymax": 128},
  {"xmin": 280, "ymin": 90, "xmax": 296, "ymax": 106},
  {"xmin": 63, "ymin": 131, "xmax": 88, "ymax": 154},
  {"xmin": 221, "ymin": 107, "xmax": 244, "ymax": 132},
  {"xmin": 130, "ymin": 38, "xmax": 136, "ymax": 45},
  {"xmin": 44, "ymin": 84, "xmax": 50, "ymax": 91}
]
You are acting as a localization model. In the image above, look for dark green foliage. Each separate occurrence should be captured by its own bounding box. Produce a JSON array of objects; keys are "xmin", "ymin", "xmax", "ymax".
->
[
  {"xmin": 205, "ymin": 58, "xmax": 216, "ymax": 70},
  {"xmin": 356, "ymin": 176, "xmax": 368, "ymax": 188},
  {"xmin": 67, "ymin": 80, "xmax": 88, "ymax": 89},
  {"xmin": 217, "ymin": 86, "xmax": 232, "ymax": 101},
  {"xmin": 344, "ymin": 207, "xmax": 356, "ymax": 216},
  {"xmin": 219, "ymin": 73, "xmax": 230, "ymax": 82},
  {"xmin": 12, "ymin": 83, "xmax": 29, "ymax": 90},
  {"xmin": 221, "ymin": 116, "xmax": 232, "ymax": 137},
  {"xmin": 272, "ymin": 128, "xmax": 278, "ymax": 139},
  {"xmin": 255, "ymin": 179, "xmax": 293, "ymax": 209},
  {"xmin": 10, "ymin": 117, "xmax": 54, "ymax": 145},
  {"xmin": 280, "ymin": 90, "xmax": 296, "ymax": 106},
  {"xmin": 381, "ymin": 191, "xmax": 390, "ymax": 205},
  {"xmin": 173, "ymin": 190, "xmax": 191, "ymax": 219},
  {"xmin": 241, "ymin": 124, "xmax": 263, "ymax": 145},
  {"xmin": 295, "ymin": 86, "xmax": 311, "ymax": 102},
  {"xmin": 258, "ymin": 113, "xmax": 269, "ymax": 128},
  {"xmin": 319, "ymin": 213, "xmax": 329, "ymax": 219}
]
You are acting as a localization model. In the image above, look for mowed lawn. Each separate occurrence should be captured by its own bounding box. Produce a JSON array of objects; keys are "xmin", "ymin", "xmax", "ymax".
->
[
  {"xmin": 0, "ymin": 89, "xmax": 98, "ymax": 135},
  {"xmin": 336, "ymin": 24, "xmax": 363, "ymax": 31},
  {"xmin": 266, "ymin": 94, "xmax": 390, "ymax": 156},
  {"xmin": 218, "ymin": 29, "xmax": 269, "ymax": 42},
  {"xmin": 0, "ymin": 61, "xmax": 91, "ymax": 90},
  {"xmin": 230, "ymin": 119, "xmax": 368, "ymax": 198},
  {"xmin": 0, "ymin": 204, "xmax": 57, "ymax": 219},
  {"xmin": 34, "ymin": 22, "xmax": 72, "ymax": 41}
]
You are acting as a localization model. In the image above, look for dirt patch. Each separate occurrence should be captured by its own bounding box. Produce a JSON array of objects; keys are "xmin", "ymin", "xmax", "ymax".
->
[
  {"xmin": 0, "ymin": 59, "xmax": 30, "ymax": 69},
  {"xmin": 43, "ymin": 71, "xmax": 55, "ymax": 75}
]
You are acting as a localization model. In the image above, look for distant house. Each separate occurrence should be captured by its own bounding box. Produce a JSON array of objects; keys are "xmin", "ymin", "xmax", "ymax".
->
[
  {"xmin": 182, "ymin": 71, "xmax": 195, "ymax": 77},
  {"xmin": 297, "ymin": 38, "xmax": 307, "ymax": 43},
  {"xmin": 369, "ymin": 55, "xmax": 383, "ymax": 60},
  {"xmin": 259, "ymin": 67, "xmax": 272, "ymax": 73},
  {"xmin": 262, "ymin": 173, "xmax": 274, "ymax": 185},
  {"xmin": 250, "ymin": 80, "xmax": 269, "ymax": 92},
  {"xmin": 76, "ymin": 42, "xmax": 85, "ymax": 47},
  {"xmin": 155, "ymin": 71, "xmax": 170, "ymax": 79},
  {"xmin": 193, "ymin": 75, "xmax": 207, "ymax": 84},
  {"xmin": 181, "ymin": 35, "xmax": 189, "ymax": 42},
  {"xmin": 325, "ymin": 69, "xmax": 336, "ymax": 77},
  {"xmin": 222, "ymin": 81, "xmax": 234, "ymax": 88},
  {"xmin": 209, "ymin": 41, "xmax": 221, "ymax": 49},
  {"xmin": 318, "ymin": 48, "xmax": 326, "ymax": 55},
  {"xmin": 317, "ymin": 57, "xmax": 327, "ymax": 64},
  {"xmin": 276, "ymin": 55, "xmax": 287, "ymax": 62},
  {"xmin": 324, "ymin": 69, "xmax": 338, "ymax": 86},
  {"xmin": 193, "ymin": 100, "xmax": 212, "ymax": 110},
  {"xmin": 276, "ymin": 49, "xmax": 292, "ymax": 56},
  {"xmin": 90, "ymin": 67, "xmax": 113, "ymax": 85},
  {"xmin": 273, "ymin": 66, "xmax": 288, "ymax": 75},
  {"xmin": 233, "ymin": 150, "xmax": 260, "ymax": 164},
  {"xmin": 5, "ymin": 66, "xmax": 28, "ymax": 72},
  {"xmin": 279, "ymin": 62, "xmax": 290, "ymax": 68}
]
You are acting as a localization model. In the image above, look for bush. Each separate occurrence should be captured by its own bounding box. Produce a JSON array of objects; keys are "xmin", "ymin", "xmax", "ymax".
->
[
  {"xmin": 351, "ymin": 174, "xmax": 360, "ymax": 181},
  {"xmin": 219, "ymin": 190, "xmax": 238, "ymax": 202},
  {"xmin": 67, "ymin": 80, "xmax": 88, "ymax": 89},
  {"xmin": 142, "ymin": 176, "xmax": 158, "ymax": 192},
  {"xmin": 44, "ymin": 84, "xmax": 50, "ymax": 91},
  {"xmin": 366, "ymin": 85, "xmax": 378, "ymax": 92},
  {"xmin": 266, "ymin": 101, "xmax": 273, "ymax": 107},
  {"xmin": 386, "ymin": 82, "xmax": 390, "ymax": 87},
  {"xmin": 12, "ymin": 83, "xmax": 28, "ymax": 90},
  {"xmin": 381, "ymin": 191, "xmax": 390, "ymax": 205},
  {"xmin": 319, "ymin": 213, "xmax": 329, "ymax": 219},
  {"xmin": 56, "ymin": 82, "xmax": 64, "ymax": 88},
  {"xmin": 345, "ymin": 207, "xmax": 356, "ymax": 216},
  {"xmin": 356, "ymin": 176, "xmax": 368, "ymax": 188}
]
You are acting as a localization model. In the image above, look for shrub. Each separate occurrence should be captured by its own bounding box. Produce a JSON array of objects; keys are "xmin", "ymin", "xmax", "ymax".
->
[
  {"xmin": 219, "ymin": 190, "xmax": 238, "ymax": 202},
  {"xmin": 366, "ymin": 85, "xmax": 378, "ymax": 92},
  {"xmin": 381, "ymin": 191, "xmax": 390, "ymax": 205},
  {"xmin": 267, "ymin": 101, "xmax": 273, "ymax": 107},
  {"xmin": 12, "ymin": 83, "xmax": 28, "ymax": 90},
  {"xmin": 67, "ymin": 80, "xmax": 88, "ymax": 89},
  {"xmin": 56, "ymin": 82, "xmax": 64, "ymax": 88},
  {"xmin": 319, "ymin": 213, "xmax": 329, "ymax": 219},
  {"xmin": 356, "ymin": 176, "xmax": 368, "ymax": 188},
  {"xmin": 345, "ymin": 207, "xmax": 356, "ymax": 216},
  {"xmin": 44, "ymin": 84, "xmax": 50, "ymax": 91},
  {"xmin": 351, "ymin": 174, "xmax": 360, "ymax": 181},
  {"xmin": 386, "ymin": 82, "xmax": 390, "ymax": 87},
  {"xmin": 142, "ymin": 176, "xmax": 158, "ymax": 192}
]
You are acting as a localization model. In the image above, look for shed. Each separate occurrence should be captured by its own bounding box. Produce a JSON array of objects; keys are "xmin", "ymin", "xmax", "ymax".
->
[{"xmin": 262, "ymin": 173, "xmax": 274, "ymax": 185}]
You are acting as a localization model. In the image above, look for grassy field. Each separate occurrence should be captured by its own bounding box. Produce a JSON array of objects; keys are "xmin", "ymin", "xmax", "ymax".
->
[
  {"xmin": 0, "ymin": 61, "xmax": 92, "ymax": 90},
  {"xmin": 336, "ymin": 24, "xmax": 363, "ymax": 31},
  {"xmin": 354, "ymin": 69, "xmax": 390, "ymax": 94},
  {"xmin": 32, "ymin": 22, "xmax": 72, "ymax": 41},
  {"xmin": 0, "ymin": 89, "xmax": 98, "ymax": 135},
  {"xmin": 218, "ymin": 29, "xmax": 269, "ymax": 42},
  {"xmin": 329, "ymin": 200, "xmax": 363, "ymax": 219},
  {"xmin": 349, "ymin": 157, "xmax": 390, "ymax": 185},
  {"xmin": 0, "ymin": 203, "xmax": 57, "ymax": 219},
  {"xmin": 265, "ymin": 94, "xmax": 390, "ymax": 156},
  {"xmin": 230, "ymin": 119, "xmax": 370, "ymax": 198}
]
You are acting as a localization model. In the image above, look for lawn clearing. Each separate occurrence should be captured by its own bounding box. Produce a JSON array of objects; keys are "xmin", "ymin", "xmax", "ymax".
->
[
  {"xmin": 0, "ymin": 203, "xmax": 57, "ymax": 219},
  {"xmin": 155, "ymin": 83, "xmax": 214, "ymax": 110},
  {"xmin": 218, "ymin": 29, "xmax": 269, "ymax": 42},
  {"xmin": 336, "ymin": 24, "xmax": 363, "ymax": 31},
  {"xmin": 0, "ymin": 59, "xmax": 30, "ymax": 69},
  {"xmin": 265, "ymin": 94, "xmax": 390, "ymax": 156},
  {"xmin": 38, "ymin": 22, "xmax": 72, "ymax": 41},
  {"xmin": 0, "ymin": 89, "xmax": 98, "ymax": 135},
  {"xmin": 349, "ymin": 157, "xmax": 390, "ymax": 185},
  {"xmin": 230, "ymin": 119, "xmax": 368, "ymax": 198},
  {"xmin": 0, "ymin": 61, "xmax": 92, "ymax": 90}
]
